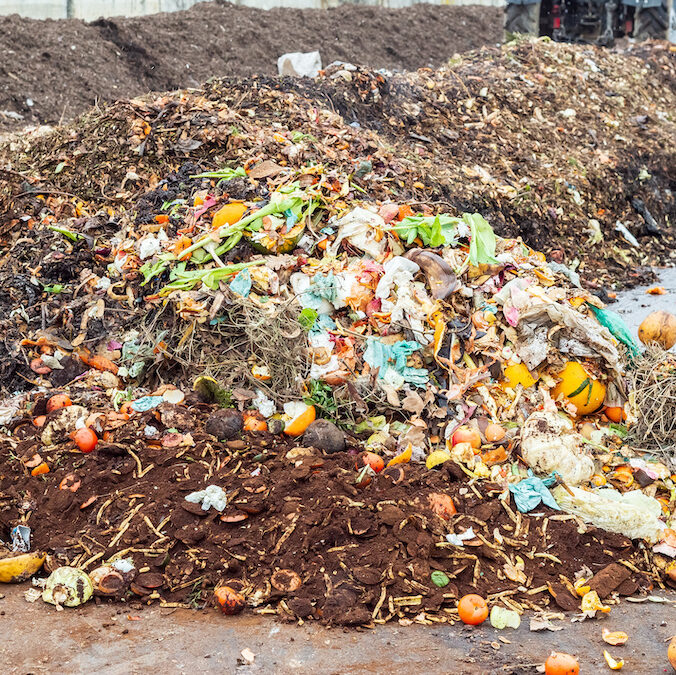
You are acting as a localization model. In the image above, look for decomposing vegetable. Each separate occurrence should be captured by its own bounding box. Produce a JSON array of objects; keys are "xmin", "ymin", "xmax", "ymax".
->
[
  {"xmin": 42, "ymin": 566, "xmax": 93, "ymax": 608},
  {"xmin": 46, "ymin": 394, "xmax": 72, "ymax": 413},
  {"xmin": 403, "ymin": 248, "xmax": 459, "ymax": 300},
  {"xmin": 205, "ymin": 409, "xmax": 243, "ymax": 440},
  {"xmin": 303, "ymin": 419, "xmax": 345, "ymax": 454},
  {"xmin": 214, "ymin": 585, "xmax": 246, "ymax": 615}
]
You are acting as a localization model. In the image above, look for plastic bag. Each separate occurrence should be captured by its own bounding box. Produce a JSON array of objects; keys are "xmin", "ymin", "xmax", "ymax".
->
[{"xmin": 587, "ymin": 304, "xmax": 640, "ymax": 358}]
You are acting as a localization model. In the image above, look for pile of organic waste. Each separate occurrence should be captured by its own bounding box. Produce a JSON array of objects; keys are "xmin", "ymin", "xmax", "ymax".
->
[{"xmin": 0, "ymin": 38, "xmax": 675, "ymax": 628}]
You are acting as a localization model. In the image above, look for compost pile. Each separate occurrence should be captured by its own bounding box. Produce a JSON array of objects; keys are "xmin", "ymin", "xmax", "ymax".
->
[
  {"xmin": 0, "ymin": 38, "xmax": 675, "ymax": 626},
  {"xmin": 2, "ymin": 39, "xmax": 675, "ymax": 292}
]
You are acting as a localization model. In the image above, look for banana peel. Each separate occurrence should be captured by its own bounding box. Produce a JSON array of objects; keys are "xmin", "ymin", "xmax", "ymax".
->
[{"xmin": 0, "ymin": 551, "xmax": 46, "ymax": 583}]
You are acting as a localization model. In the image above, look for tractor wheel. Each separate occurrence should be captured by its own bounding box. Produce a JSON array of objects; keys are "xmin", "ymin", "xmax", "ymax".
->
[
  {"xmin": 505, "ymin": 2, "xmax": 542, "ymax": 37},
  {"xmin": 633, "ymin": 1, "xmax": 668, "ymax": 40}
]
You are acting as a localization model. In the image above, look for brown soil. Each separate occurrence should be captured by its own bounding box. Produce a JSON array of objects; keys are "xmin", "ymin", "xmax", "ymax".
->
[
  {"xmin": 0, "ymin": 391, "xmax": 655, "ymax": 626},
  {"xmin": 0, "ymin": 1, "xmax": 501, "ymax": 131}
]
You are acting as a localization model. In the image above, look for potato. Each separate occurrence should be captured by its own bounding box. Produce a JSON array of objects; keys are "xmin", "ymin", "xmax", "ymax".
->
[{"xmin": 205, "ymin": 409, "xmax": 243, "ymax": 440}]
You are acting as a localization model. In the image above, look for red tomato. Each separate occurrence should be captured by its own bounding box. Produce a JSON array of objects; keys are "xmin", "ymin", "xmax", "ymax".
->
[
  {"xmin": 356, "ymin": 452, "xmax": 384, "ymax": 473},
  {"xmin": 74, "ymin": 427, "xmax": 98, "ymax": 453},
  {"xmin": 46, "ymin": 394, "xmax": 72, "ymax": 413}
]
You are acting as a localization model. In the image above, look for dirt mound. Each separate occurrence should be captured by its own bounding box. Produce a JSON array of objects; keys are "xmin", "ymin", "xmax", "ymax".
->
[
  {"xmin": 0, "ymin": 393, "xmax": 654, "ymax": 624},
  {"xmin": 0, "ymin": 1, "xmax": 501, "ymax": 131}
]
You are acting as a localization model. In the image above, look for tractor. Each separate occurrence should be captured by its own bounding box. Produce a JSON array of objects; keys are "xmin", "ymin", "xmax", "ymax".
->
[{"xmin": 505, "ymin": 0, "xmax": 670, "ymax": 44}]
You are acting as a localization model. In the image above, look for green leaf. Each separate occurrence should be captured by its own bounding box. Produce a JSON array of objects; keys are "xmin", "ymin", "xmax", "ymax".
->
[
  {"xmin": 298, "ymin": 308, "xmax": 318, "ymax": 332},
  {"xmin": 54, "ymin": 162, "xmax": 66, "ymax": 174},
  {"xmin": 191, "ymin": 166, "xmax": 247, "ymax": 180},
  {"xmin": 43, "ymin": 284, "xmax": 64, "ymax": 294},
  {"xmin": 48, "ymin": 225, "xmax": 82, "ymax": 242},
  {"xmin": 466, "ymin": 213, "xmax": 500, "ymax": 266},
  {"xmin": 568, "ymin": 377, "xmax": 591, "ymax": 399}
]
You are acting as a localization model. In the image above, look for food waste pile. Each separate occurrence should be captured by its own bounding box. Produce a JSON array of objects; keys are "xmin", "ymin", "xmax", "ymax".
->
[{"xmin": 0, "ymin": 39, "xmax": 675, "ymax": 629}]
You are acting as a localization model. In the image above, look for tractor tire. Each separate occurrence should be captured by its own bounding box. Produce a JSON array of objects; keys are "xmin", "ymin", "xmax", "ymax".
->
[
  {"xmin": 505, "ymin": 2, "xmax": 542, "ymax": 37},
  {"xmin": 634, "ymin": 1, "xmax": 668, "ymax": 40}
]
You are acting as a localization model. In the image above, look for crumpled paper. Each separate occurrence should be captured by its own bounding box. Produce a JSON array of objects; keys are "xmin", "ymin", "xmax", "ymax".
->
[{"xmin": 514, "ymin": 302, "xmax": 622, "ymax": 381}]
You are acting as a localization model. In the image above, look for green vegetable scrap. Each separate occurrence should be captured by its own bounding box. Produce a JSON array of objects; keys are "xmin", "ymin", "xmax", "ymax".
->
[{"xmin": 391, "ymin": 214, "xmax": 461, "ymax": 247}]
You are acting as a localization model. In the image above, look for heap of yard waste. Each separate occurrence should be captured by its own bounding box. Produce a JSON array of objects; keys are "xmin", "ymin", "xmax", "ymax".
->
[{"xmin": 0, "ymin": 38, "xmax": 675, "ymax": 626}]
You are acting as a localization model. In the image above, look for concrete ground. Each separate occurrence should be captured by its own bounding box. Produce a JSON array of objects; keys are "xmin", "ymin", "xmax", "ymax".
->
[{"xmin": 0, "ymin": 584, "xmax": 674, "ymax": 674}]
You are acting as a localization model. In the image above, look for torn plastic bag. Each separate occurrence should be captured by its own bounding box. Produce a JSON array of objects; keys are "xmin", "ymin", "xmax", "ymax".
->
[
  {"xmin": 587, "ymin": 304, "xmax": 640, "ymax": 358},
  {"xmin": 508, "ymin": 471, "xmax": 560, "ymax": 513},
  {"xmin": 375, "ymin": 256, "xmax": 420, "ymax": 300},
  {"xmin": 364, "ymin": 338, "xmax": 428, "ymax": 389},
  {"xmin": 515, "ymin": 302, "xmax": 622, "ymax": 380},
  {"xmin": 520, "ymin": 410, "xmax": 595, "ymax": 486},
  {"xmin": 552, "ymin": 485, "xmax": 664, "ymax": 543}
]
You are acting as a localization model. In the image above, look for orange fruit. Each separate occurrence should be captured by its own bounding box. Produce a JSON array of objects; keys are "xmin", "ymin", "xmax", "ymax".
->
[
  {"xmin": 604, "ymin": 406, "xmax": 626, "ymax": 423},
  {"xmin": 485, "ymin": 423, "xmax": 505, "ymax": 443},
  {"xmin": 638, "ymin": 310, "xmax": 676, "ymax": 350},
  {"xmin": 457, "ymin": 594, "xmax": 488, "ymax": 625},
  {"xmin": 551, "ymin": 361, "xmax": 606, "ymax": 416},
  {"xmin": 668, "ymin": 636, "xmax": 676, "ymax": 670},
  {"xmin": 356, "ymin": 452, "xmax": 384, "ymax": 473},
  {"xmin": 212, "ymin": 202, "xmax": 247, "ymax": 229},
  {"xmin": 427, "ymin": 493, "xmax": 457, "ymax": 520},
  {"xmin": 33, "ymin": 415, "xmax": 47, "ymax": 428},
  {"xmin": 73, "ymin": 427, "xmax": 98, "ymax": 453},
  {"xmin": 283, "ymin": 404, "xmax": 316, "ymax": 437},
  {"xmin": 243, "ymin": 412, "xmax": 267, "ymax": 433},
  {"xmin": 502, "ymin": 362, "xmax": 538, "ymax": 389},
  {"xmin": 452, "ymin": 426, "xmax": 481, "ymax": 449},
  {"xmin": 545, "ymin": 652, "xmax": 579, "ymax": 675},
  {"xmin": 46, "ymin": 394, "xmax": 72, "ymax": 413}
]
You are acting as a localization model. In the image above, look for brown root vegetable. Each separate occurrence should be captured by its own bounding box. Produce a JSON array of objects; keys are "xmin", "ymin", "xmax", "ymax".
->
[
  {"xmin": 638, "ymin": 311, "xmax": 676, "ymax": 350},
  {"xmin": 205, "ymin": 409, "xmax": 243, "ymax": 440},
  {"xmin": 303, "ymin": 419, "xmax": 345, "ymax": 453},
  {"xmin": 403, "ymin": 248, "xmax": 459, "ymax": 300}
]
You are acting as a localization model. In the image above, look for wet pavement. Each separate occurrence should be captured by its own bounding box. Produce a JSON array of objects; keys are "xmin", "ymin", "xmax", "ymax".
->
[
  {"xmin": 613, "ymin": 268, "xmax": 676, "ymax": 333},
  {"xmin": 0, "ymin": 583, "xmax": 674, "ymax": 673}
]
